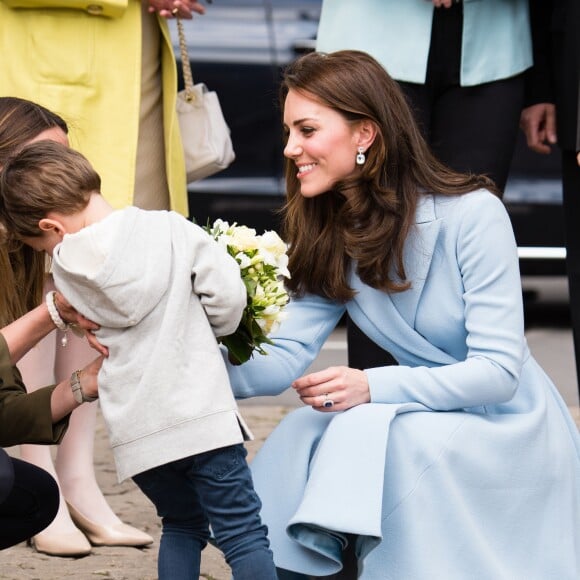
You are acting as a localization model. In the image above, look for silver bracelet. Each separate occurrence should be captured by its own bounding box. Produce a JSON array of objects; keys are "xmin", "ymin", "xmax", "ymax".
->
[{"xmin": 45, "ymin": 291, "xmax": 70, "ymax": 347}]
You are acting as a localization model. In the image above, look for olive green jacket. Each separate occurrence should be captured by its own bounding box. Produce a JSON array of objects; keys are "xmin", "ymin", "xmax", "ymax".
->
[{"xmin": 0, "ymin": 334, "xmax": 69, "ymax": 447}]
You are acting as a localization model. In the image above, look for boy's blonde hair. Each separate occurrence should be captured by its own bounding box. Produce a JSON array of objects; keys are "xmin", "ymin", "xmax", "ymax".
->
[{"xmin": 0, "ymin": 140, "xmax": 101, "ymax": 239}]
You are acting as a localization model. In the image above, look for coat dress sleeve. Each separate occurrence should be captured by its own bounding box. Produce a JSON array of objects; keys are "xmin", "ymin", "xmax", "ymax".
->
[
  {"xmin": 227, "ymin": 293, "xmax": 346, "ymax": 399},
  {"xmin": 365, "ymin": 192, "xmax": 525, "ymax": 410},
  {"xmin": 228, "ymin": 191, "xmax": 526, "ymax": 412}
]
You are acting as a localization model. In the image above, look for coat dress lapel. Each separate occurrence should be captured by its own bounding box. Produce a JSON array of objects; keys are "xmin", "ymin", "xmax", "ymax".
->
[
  {"xmin": 390, "ymin": 194, "xmax": 441, "ymax": 327},
  {"xmin": 347, "ymin": 194, "xmax": 456, "ymax": 367}
]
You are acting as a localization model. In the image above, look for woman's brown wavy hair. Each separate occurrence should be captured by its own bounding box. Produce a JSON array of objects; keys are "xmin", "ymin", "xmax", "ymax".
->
[
  {"xmin": 279, "ymin": 50, "xmax": 498, "ymax": 302},
  {"xmin": 0, "ymin": 97, "xmax": 68, "ymax": 325}
]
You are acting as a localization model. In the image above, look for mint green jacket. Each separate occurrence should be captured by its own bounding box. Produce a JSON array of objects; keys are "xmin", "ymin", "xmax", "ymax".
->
[{"xmin": 316, "ymin": 0, "xmax": 532, "ymax": 86}]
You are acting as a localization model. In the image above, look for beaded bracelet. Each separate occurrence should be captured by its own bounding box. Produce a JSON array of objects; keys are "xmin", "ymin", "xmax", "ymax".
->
[{"xmin": 45, "ymin": 290, "xmax": 70, "ymax": 347}]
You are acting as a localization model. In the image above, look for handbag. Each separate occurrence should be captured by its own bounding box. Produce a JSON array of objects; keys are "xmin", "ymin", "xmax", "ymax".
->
[{"xmin": 175, "ymin": 17, "xmax": 235, "ymax": 183}]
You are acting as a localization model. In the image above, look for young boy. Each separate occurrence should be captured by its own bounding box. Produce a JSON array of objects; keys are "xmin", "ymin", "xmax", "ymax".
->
[{"xmin": 0, "ymin": 141, "xmax": 278, "ymax": 579}]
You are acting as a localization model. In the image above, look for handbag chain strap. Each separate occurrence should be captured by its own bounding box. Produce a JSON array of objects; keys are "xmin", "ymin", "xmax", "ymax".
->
[{"xmin": 176, "ymin": 17, "xmax": 196, "ymax": 103}]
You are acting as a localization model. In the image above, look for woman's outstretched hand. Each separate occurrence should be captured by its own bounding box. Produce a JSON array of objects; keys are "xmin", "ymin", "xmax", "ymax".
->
[{"xmin": 292, "ymin": 366, "xmax": 371, "ymax": 412}]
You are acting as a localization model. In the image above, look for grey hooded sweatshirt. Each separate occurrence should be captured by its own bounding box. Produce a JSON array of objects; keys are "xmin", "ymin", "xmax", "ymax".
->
[{"xmin": 51, "ymin": 207, "xmax": 251, "ymax": 481}]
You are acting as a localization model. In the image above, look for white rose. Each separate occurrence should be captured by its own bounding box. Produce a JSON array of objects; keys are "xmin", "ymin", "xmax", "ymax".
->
[
  {"xmin": 259, "ymin": 230, "xmax": 287, "ymax": 257},
  {"xmin": 212, "ymin": 219, "xmax": 231, "ymax": 234},
  {"xmin": 230, "ymin": 225, "xmax": 259, "ymax": 251}
]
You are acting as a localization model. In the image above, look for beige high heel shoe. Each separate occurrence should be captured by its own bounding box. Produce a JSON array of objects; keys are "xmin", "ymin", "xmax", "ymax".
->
[
  {"xmin": 66, "ymin": 502, "xmax": 154, "ymax": 547},
  {"xmin": 30, "ymin": 528, "xmax": 92, "ymax": 557}
]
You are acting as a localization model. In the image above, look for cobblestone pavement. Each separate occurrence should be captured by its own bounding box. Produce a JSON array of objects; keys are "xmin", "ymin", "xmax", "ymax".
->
[
  {"xmin": 0, "ymin": 405, "xmax": 292, "ymax": 580},
  {"xmin": 2, "ymin": 404, "xmax": 578, "ymax": 580}
]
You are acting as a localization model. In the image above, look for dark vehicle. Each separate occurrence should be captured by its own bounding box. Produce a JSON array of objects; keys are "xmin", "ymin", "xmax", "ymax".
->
[
  {"xmin": 503, "ymin": 138, "xmax": 564, "ymax": 275},
  {"xmin": 171, "ymin": 0, "xmax": 564, "ymax": 275}
]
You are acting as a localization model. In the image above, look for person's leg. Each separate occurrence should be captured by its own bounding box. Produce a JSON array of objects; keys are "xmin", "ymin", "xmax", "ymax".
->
[
  {"xmin": 193, "ymin": 444, "xmax": 277, "ymax": 579},
  {"xmin": 562, "ymin": 151, "xmax": 580, "ymax": 397},
  {"xmin": 0, "ymin": 458, "xmax": 59, "ymax": 550},
  {"xmin": 19, "ymin": 280, "xmax": 151, "ymax": 551},
  {"xmin": 52, "ymin": 331, "xmax": 124, "ymax": 527},
  {"xmin": 398, "ymin": 0, "xmax": 456, "ymax": 149},
  {"xmin": 17, "ymin": 330, "xmax": 92, "ymax": 555},
  {"xmin": 17, "ymin": 327, "xmax": 86, "ymax": 530},
  {"xmin": 398, "ymin": 82, "xmax": 434, "ymax": 144},
  {"xmin": 345, "ymin": 317, "xmax": 398, "ymax": 370},
  {"xmin": 133, "ymin": 461, "xmax": 208, "ymax": 579},
  {"xmin": 428, "ymin": 75, "xmax": 525, "ymax": 193},
  {"xmin": 404, "ymin": 0, "xmax": 522, "ymax": 194}
]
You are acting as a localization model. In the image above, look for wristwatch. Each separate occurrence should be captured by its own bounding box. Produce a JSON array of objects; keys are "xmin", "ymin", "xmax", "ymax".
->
[{"xmin": 70, "ymin": 370, "xmax": 98, "ymax": 404}]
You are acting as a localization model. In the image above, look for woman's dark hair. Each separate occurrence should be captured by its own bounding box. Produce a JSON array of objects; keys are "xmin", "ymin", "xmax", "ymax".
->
[
  {"xmin": 0, "ymin": 97, "xmax": 69, "ymax": 324},
  {"xmin": 0, "ymin": 97, "xmax": 68, "ymax": 167},
  {"xmin": 279, "ymin": 50, "xmax": 498, "ymax": 301}
]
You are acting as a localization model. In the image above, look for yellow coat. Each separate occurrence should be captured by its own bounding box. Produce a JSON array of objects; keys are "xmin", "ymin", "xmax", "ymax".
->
[{"xmin": 0, "ymin": 0, "xmax": 188, "ymax": 215}]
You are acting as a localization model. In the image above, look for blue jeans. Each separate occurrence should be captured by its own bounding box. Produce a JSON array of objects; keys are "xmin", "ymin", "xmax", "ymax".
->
[{"xmin": 133, "ymin": 444, "xmax": 277, "ymax": 580}]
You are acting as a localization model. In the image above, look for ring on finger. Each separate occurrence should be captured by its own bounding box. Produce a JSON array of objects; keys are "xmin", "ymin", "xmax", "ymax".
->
[{"xmin": 322, "ymin": 393, "xmax": 335, "ymax": 408}]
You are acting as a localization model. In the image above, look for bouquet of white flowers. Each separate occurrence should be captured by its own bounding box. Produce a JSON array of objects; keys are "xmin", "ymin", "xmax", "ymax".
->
[{"xmin": 205, "ymin": 219, "xmax": 291, "ymax": 365}]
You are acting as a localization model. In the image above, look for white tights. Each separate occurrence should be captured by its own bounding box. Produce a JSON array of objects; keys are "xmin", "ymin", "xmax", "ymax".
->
[{"xmin": 18, "ymin": 284, "xmax": 122, "ymax": 533}]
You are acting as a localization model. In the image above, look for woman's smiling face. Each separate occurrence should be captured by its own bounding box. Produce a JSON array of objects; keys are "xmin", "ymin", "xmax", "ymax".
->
[{"xmin": 283, "ymin": 89, "xmax": 363, "ymax": 198}]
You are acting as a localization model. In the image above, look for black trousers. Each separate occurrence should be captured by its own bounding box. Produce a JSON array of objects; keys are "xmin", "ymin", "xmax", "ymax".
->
[
  {"xmin": 399, "ymin": 73, "xmax": 524, "ymax": 194},
  {"xmin": 398, "ymin": 1, "xmax": 524, "ymax": 194},
  {"xmin": 562, "ymin": 151, "xmax": 580, "ymax": 396},
  {"xmin": 0, "ymin": 457, "xmax": 60, "ymax": 550},
  {"xmin": 347, "ymin": 3, "xmax": 524, "ymax": 370}
]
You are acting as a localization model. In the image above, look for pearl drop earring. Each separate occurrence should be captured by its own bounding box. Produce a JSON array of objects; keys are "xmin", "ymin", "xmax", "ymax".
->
[{"xmin": 356, "ymin": 147, "xmax": 366, "ymax": 165}]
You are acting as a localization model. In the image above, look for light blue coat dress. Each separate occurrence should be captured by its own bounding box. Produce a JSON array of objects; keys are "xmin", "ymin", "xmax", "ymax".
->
[
  {"xmin": 227, "ymin": 190, "xmax": 580, "ymax": 579},
  {"xmin": 316, "ymin": 0, "xmax": 532, "ymax": 86}
]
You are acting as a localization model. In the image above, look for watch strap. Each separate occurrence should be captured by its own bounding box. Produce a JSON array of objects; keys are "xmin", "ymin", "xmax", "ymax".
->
[{"xmin": 70, "ymin": 370, "xmax": 98, "ymax": 403}]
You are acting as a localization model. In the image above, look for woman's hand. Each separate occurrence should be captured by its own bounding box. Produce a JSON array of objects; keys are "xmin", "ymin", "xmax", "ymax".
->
[
  {"xmin": 77, "ymin": 356, "xmax": 104, "ymax": 401},
  {"xmin": 54, "ymin": 292, "xmax": 97, "ymax": 331},
  {"xmin": 432, "ymin": 0, "xmax": 454, "ymax": 8},
  {"xmin": 519, "ymin": 103, "xmax": 557, "ymax": 155},
  {"xmin": 148, "ymin": 0, "xmax": 207, "ymax": 19},
  {"xmin": 53, "ymin": 292, "xmax": 109, "ymax": 357},
  {"xmin": 83, "ymin": 333, "xmax": 109, "ymax": 357},
  {"xmin": 292, "ymin": 366, "xmax": 371, "ymax": 412},
  {"xmin": 50, "ymin": 355, "xmax": 104, "ymax": 421}
]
